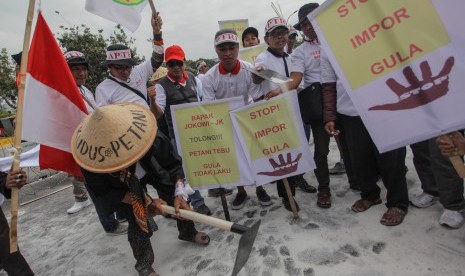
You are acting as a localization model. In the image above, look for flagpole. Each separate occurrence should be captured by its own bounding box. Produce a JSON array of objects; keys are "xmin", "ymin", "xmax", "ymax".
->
[
  {"xmin": 10, "ymin": 0, "xmax": 36, "ymax": 253},
  {"xmin": 148, "ymin": 0, "xmax": 157, "ymax": 14}
]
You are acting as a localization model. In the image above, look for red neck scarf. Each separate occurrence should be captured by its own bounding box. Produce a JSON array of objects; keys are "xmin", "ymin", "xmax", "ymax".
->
[
  {"xmin": 167, "ymin": 71, "xmax": 189, "ymax": 84},
  {"xmin": 218, "ymin": 60, "xmax": 241, "ymax": 75}
]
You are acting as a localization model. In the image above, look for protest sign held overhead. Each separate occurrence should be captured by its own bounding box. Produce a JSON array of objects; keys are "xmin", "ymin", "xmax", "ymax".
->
[
  {"xmin": 239, "ymin": 44, "xmax": 267, "ymax": 64},
  {"xmin": 171, "ymin": 97, "xmax": 254, "ymax": 189},
  {"xmin": 231, "ymin": 92, "xmax": 315, "ymax": 186},
  {"xmin": 85, "ymin": 0, "xmax": 148, "ymax": 32},
  {"xmin": 218, "ymin": 19, "xmax": 249, "ymax": 48},
  {"xmin": 310, "ymin": 0, "xmax": 465, "ymax": 152}
]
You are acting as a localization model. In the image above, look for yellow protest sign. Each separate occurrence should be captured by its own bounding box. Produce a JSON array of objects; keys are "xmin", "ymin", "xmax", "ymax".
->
[
  {"xmin": 172, "ymin": 99, "xmax": 244, "ymax": 188},
  {"xmin": 239, "ymin": 44, "xmax": 267, "ymax": 64},
  {"xmin": 230, "ymin": 92, "xmax": 316, "ymax": 185},
  {"xmin": 315, "ymin": 0, "xmax": 450, "ymax": 89},
  {"xmin": 233, "ymin": 96, "xmax": 300, "ymax": 161},
  {"xmin": 218, "ymin": 19, "xmax": 249, "ymax": 48}
]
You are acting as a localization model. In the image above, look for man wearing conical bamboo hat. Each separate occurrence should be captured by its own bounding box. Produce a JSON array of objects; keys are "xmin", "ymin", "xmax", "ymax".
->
[{"xmin": 71, "ymin": 103, "xmax": 210, "ymax": 276}]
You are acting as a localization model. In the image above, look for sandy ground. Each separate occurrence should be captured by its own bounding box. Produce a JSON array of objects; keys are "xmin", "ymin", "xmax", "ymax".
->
[{"xmin": 2, "ymin": 141, "xmax": 465, "ymax": 276}]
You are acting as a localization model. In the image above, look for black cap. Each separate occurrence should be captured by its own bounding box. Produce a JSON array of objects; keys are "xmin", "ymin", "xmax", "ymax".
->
[
  {"xmin": 242, "ymin": 27, "xmax": 259, "ymax": 44},
  {"xmin": 104, "ymin": 44, "xmax": 136, "ymax": 66},
  {"xmin": 294, "ymin": 3, "xmax": 319, "ymax": 31},
  {"xmin": 11, "ymin": 52, "xmax": 22, "ymax": 66}
]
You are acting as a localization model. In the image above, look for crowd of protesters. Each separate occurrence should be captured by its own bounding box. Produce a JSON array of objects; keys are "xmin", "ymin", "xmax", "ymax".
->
[{"xmin": 2, "ymin": 2, "xmax": 464, "ymax": 276}]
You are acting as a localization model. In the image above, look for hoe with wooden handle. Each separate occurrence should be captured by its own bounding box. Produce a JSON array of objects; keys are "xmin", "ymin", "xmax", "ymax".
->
[{"xmin": 162, "ymin": 205, "xmax": 261, "ymax": 276}]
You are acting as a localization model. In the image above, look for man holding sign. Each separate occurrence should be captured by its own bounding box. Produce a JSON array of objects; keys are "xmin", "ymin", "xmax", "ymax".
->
[
  {"xmin": 321, "ymin": 50, "xmax": 409, "ymax": 226},
  {"xmin": 202, "ymin": 29, "xmax": 271, "ymax": 210}
]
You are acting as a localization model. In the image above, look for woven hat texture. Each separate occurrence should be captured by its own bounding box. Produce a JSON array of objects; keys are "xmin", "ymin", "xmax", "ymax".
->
[{"xmin": 71, "ymin": 103, "xmax": 157, "ymax": 173}]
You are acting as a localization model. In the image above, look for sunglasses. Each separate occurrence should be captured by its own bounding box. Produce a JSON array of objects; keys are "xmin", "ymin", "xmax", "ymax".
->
[
  {"xmin": 112, "ymin": 65, "xmax": 133, "ymax": 72},
  {"xmin": 167, "ymin": 60, "xmax": 184, "ymax": 68}
]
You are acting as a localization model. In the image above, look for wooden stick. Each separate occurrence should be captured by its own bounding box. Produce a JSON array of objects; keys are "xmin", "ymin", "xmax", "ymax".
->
[
  {"xmin": 148, "ymin": 0, "xmax": 157, "ymax": 14},
  {"xmin": 20, "ymin": 185, "xmax": 72, "ymax": 206},
  {"xmin": 283, "ymin": 178, "xmax": 299, "ymax": 219},
  {"xmin": 162, "ymin": 205, "xmax": 234, "ymax": 231},
  {"xmin": 439, "ymin": 134, "xmax": 465, "ymax": 178},
  {"xmin": 10, "ymin": 0, "xmax": 36, "ymax": 254}
]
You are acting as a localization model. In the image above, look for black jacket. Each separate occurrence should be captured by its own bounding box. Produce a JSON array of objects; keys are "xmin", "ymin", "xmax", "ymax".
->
[
  {"xmin": 0, "ymin": 172, "xmax": 11, "ymax": 199},
  {"xmin": 82, "ymin": 131, "xmax": 184, "ymax": 215}
]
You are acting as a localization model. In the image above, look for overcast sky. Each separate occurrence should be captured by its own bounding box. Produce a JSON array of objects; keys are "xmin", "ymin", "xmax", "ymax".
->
[{"xmin": 2, "ymin": 0, "xmax": 324, "ymax": 61}]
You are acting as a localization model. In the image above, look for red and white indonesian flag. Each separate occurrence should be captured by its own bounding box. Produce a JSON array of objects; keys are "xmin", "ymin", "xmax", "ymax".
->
[
  {"xmin": 22, "ymin": 13, "xmax": 88, "ymax": 176},
  {"xmin": 85, "ymin": 0, "xmax": 148, "ymax": 32}
]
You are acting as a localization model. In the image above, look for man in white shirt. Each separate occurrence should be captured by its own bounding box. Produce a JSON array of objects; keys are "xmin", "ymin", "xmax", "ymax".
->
[
  {"xmin": 286, "ymin": 3, "xmax": 336, "ymax": 209},
  {"xmin": 64, "ymin": 50, "xmax": 128, "ymax": 235},
  {"xmin": 95, "ymin": 15, "xmax": 164, "ymax": 115},
  {"xmin": 202, "ymin": 28, "xmax": 271, "ymax": 210},
  {"xmin": 63, "ymin": 51, "xmax": 94, "ymax": 215},
  {"xmin": 92, "ymin": 12, "xmax": 210, "ymax": 252},
  {"xmin": 254, "ymin": 16, "xmax": 315, "ymax": 212},
  {"xmin": 321, "ymin": 49, "xmax": 409, "ymax": 226}
]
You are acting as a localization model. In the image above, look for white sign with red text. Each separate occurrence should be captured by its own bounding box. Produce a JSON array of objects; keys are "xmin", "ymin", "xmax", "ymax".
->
[{"xmin": 311, "ymin": 0, "xmax": 465, "ymax": 152}]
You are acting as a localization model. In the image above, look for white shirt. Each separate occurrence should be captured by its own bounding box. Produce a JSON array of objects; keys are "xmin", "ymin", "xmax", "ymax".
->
[
  {"xmin": 95, "ymin": 60, "xmax": 154, "ymax": 178},
  {"xmin": 155, "ymin": 76, "xmax": 202, "ymax": 112},
  {"xmin": 291, "ymin": 41, "xmax": 321, "ymax": 87},
  {"xmin": 79, "ymin": 85, "xmax": 96, "ymax": 113},
  {"xmin": 202, "ymin": 60, "xmax": 262, "ymax": 102},
  {"xmin": 254, "ymin": 49, "xmax": 296, "ymax": 94},
  {"xmin": 95, "ymin": 60, "xmax": 153, "ymax": 108},
  {"xmin": 320, "ymin": 50, "xmax": 358, "ymax": 117}
]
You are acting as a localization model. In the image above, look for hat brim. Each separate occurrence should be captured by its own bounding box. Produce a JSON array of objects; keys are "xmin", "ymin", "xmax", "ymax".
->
[
  {"xmin": 166, "ymin": 55, "xmax": 185, "ymax": 62},
  {"xmin": 242, "ymin": 27, "xmax": 259, "ymax": 42},
  {"xmin": 215, "ymin": 41, "xmax": 239, "ymax": 47},
  {"xmin": 266, "ymin": 25, "xmax": 289, "ymax": 35},
  {"xmin": 104, "ymin": 58, "xmax": 137, "ymax": 67},
  {"xmin": 71, "ymin": 103, "xmax": 157, "ymax": 173},
  {"xmin": 293, "ymin": 18, "xmax": 305, "ymax": 31},
  {"xmin": 11, "ymin": 52, "xmax": 22, "ymax": 65}
]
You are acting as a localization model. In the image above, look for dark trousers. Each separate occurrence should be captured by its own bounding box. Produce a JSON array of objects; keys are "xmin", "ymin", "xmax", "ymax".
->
[
  {"xmin": 0, "ymin": 207, "xmax": 34, "ymax": 276},
  {"xmin": 309, "ymin": 120, "xmax": 330, "ymax": 193},
  {"xmin": 85, "ymin": 182, "xmax": 120, "ymax": 232},
  {"xmin": 277, "ymin": 120, "xmax": 330, "ymax": 197},
  {"xmin": 411, "ymin": 138, "xmax": 465, "ymax": 211},
  {"xmin": 141, "ymin": 175, "xmax": 197, "ymax": 241},
  {"xmin": 117, "ymin": 204, "xmax": 155, "ymax": 273},
  {"xmin": 341, "ymin": 115, "xmax": 409, "ymax": 211},
  {"xmin": 336, "ymin": 114, "xmax": 357, "ymax": 187},
  {"xmin": 277, "ymin": 179, "xmax": 296, "ymax": 198}
]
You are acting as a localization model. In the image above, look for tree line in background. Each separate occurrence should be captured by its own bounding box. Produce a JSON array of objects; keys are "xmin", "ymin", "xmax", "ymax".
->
[{"xmin": 0, "ymin": 24, "xmax": 217, "ymax": 116}]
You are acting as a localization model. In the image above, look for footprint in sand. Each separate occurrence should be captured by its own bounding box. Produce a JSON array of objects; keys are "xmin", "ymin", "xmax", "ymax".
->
[
  {"xmin": 244, "ymin": 209, "xmax": 257, "ymax": 218},
  {"xmin": 303, "ymin": 268, "xmax": 315, "ymax": 276},
  {"xmin": 339, "ymin": 244, "xmax": 360, "ymax": 257},
  {"xmin": 284, "ymin": 258, "xmax": 301, "ymax": 276},
  {"xmin": 280, "ymin": 245, "xmax": 290, "ymax": 256},
  {"xmin": 372, "ymin": 242, "xmax": 386, "ymax": 254}
]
